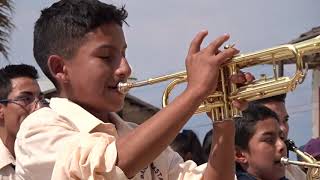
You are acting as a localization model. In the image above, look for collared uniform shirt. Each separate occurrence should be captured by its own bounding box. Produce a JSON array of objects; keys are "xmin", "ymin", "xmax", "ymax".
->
[
  {"xmin": 0, "ymin": 139, "xmax": 15, "ymax": 180},
  {"xmin": 15, "ymin": 98, "xmax": 207, "ymax": 180}
]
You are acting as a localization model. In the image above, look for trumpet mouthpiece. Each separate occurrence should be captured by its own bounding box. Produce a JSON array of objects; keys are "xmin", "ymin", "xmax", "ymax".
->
[
  {"xmin": 117, "ymin": 82, "xmax": 131, "ymax": 94},
  {"xmin": 280, "ymin": 157, "xmax": 289, "ymax": 165}
]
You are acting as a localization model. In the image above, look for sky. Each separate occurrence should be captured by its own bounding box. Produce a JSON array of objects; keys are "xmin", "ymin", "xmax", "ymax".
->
[{"xmin": 1, "ymin": 0, "xmax": 320, "ymax": 148}]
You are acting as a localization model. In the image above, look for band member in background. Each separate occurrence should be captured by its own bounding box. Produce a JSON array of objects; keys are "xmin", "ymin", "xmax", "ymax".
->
[
  {"xmin": 14, "ymin": 0, "xmax": 253, "ymax": 179},
  {"xmin": 303, "ymin": 138, "xmax": 320, "ymax": 161},
  {"xmin": 235, "ymin": 103, "xmax": 288, "ymax": 180},
  {"xmin": 0, "ymin": 64, "xmax": 44, "ymax": 179},
  {"xmin": 170, "ymin": 129, "xmax": 207, "ymax": 165},
  {"xmin": 252, "ymin": 95, "xmax": 306, "ymax": 179}
]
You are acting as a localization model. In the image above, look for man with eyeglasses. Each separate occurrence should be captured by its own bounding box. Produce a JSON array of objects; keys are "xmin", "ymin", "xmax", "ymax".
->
[{"xmin": 0, "ymin": 64, "xmax": 44, "ymax": 180}]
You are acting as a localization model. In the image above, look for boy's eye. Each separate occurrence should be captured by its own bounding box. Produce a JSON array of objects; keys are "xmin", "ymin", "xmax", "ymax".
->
[
  {"xmin": 16, "ymin": 95, "xmax": 35, "ymax": 105},
  {"xmin": 284, "ymin": 117, "xmax": 289, "ymax": 122},
  {"xmin": 99, "ymin": 56, "xmax": 111, "ymax": 60},
  {"xmin": 263, "ymin": 136, "xmax": 276, "ymax": 144}
]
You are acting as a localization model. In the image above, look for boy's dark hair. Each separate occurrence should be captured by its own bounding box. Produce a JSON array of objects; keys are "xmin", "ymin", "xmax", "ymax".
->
[
  {"xmin": 202, "ymin": 129, "xmax": 212, "ymax": 160},
  {"xmin": 171, "ymin": 129, "xmax": 206, "ymax": 165},
  {"xmin": 33, "ymin": 0, "xmax": 128, "ymax": 88},
  {"xmin": 235, "ymin": 103, "xmax": 279, "ymax": 151},
  {"xmin": 0, "ymin": 64, "xmax": 39, "ymax": 100},
  {"xmin": 252, "ymin": 94, "xmax": 287, "ymax": 104}
]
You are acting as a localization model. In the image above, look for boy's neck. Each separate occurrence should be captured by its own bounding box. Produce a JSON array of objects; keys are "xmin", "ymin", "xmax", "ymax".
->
[
  {"xmin": 93, "ymin": 111, "xmax": 111, "ymax": 123},
  {"xmin": 4, "ymin": 134, "xmax": 15, "ymax": 159}
]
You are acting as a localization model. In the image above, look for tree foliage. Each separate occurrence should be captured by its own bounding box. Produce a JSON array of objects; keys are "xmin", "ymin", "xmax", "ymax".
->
[{"xmin": 0, "ymin": 0, "xmax": 13, "ymax": 59}]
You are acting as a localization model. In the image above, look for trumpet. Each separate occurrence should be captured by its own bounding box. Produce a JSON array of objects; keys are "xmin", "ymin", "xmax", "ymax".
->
[
  {"xmin": 281, "ymin": 157, "xmax": 320, "ymax": 168},
  {"xmin": 118, "ymin": 35, "xmax": 320, "ymax": 120},
  {"xmin": 283, "ymin": 139, "xmax": 320, "ymax": 180}
]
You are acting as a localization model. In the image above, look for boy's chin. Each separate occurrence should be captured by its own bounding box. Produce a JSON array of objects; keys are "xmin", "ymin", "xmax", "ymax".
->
[{"xmin": 105, "ymin": 103, "xmax": 125, "ymax": 112}]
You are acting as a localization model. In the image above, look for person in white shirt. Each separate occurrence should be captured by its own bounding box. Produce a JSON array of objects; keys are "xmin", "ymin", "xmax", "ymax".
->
[
  {"xmin": 0, "ymin": 64, "xmax": 44, "ymax": 180},
  {"xmin": 15, "ymin": 0, "xmax": 253, "ymax": 179}
]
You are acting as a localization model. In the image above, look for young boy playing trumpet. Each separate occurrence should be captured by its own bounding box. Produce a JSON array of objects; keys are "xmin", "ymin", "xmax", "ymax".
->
[
  {"xmin": 235, "ymin": 103, "xmax": 288, "ymax": 180},
  {"xmin": 15, "ymin": 0, "xmax": 252, "ymax": 179}
]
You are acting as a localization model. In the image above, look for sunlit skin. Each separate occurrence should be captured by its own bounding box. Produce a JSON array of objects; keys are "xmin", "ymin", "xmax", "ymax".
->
[
  {"xmin": 263, "ymin": 101, "xmax": 289, "ymax": 139},
  {"xmin": 237, "ymin": 118, "xmax": 287, "ymax": 180},
  {"xmin": 0, "ymin": 77, "xmax": 42, "ymax": 157},
  {"xmin": 59, "ymin": 23, "xmax": 130, "ymax": 122}
]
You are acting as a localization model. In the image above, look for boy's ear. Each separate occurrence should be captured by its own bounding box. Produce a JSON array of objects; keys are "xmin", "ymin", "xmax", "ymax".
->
[
  {"xmin": 235, "ymin": 146, "xmax": 248, "ymax": 164},
  {"xmin": 47, "ymin": 55, "xmax": 69, "ymax": 83},
  {"xmin": 0, "ymin": 104, "xmax": 5, "ymax": 127}
]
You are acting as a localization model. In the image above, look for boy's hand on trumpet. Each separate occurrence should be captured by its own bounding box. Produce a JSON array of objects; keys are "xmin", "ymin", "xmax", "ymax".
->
[
  {"xmin": 185, "ymin": 31, "xmax": 239, "ymax": 99},
  {"xmin": 185, "ymin": 30, "xmax": 254, "ymax": 109}
]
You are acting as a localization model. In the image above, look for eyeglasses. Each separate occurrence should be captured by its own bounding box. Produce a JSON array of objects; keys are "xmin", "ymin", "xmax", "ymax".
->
[{"xmin": 0, "ymin": 94, "xmax": 48, "ymax": 109}]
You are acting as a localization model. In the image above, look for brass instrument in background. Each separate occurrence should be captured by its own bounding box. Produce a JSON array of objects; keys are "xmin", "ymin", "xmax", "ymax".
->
[
  {"xmin": 282, "ymin": 139, "xmax": 320, "ymax": 180},
  {"xmin": 118, "ymin": 35, "xmax": 320, "ymax": 121}
]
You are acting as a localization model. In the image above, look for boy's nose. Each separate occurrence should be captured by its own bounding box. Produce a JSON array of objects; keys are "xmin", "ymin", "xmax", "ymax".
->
[
  {"xmin": 31, "ymin": 99, "xmax": 49, "ymax": 112},
  {"xmin": 116, "ymin": 57, "xmax": 132, "ymax": 79},
  {"xmin": 277, "ymin": 138, "xmax": 287, "ymax": 156}
]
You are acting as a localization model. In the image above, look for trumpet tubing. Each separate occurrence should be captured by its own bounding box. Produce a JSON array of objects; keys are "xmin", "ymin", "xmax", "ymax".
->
[
  {"xmin": 118, "ymin": 35, "xmax": 320, "ymax": 120},
  {"xmin": 281, "ymin": 157, "xmax": 320, "ymax": 168},
  {"xmin": 285, "ymin": 139, "xmax": 320, "ymax": 180}
]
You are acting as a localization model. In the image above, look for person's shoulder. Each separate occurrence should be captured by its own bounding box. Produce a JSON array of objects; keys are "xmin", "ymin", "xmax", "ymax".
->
[
  {"xmin": 152, "ymin": 145, "xmax": 185, "ymax": 170},
  {"xmin": 236, "ymin": 168, "xmax": 257, "ymax": 180},
  {"xmin": 236, "ymin": 173, "xmax": 257, "ymax": 180},
  {"xmin": 22, "ymin": 107, "xmax": 59, "ymax": 125},
  {"xmin": 18, "ymin": 107, "xmax": 71, "ymax": 137}
]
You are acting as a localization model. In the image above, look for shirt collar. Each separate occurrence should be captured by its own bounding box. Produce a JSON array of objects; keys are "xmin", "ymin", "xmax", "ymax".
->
[
  {"xmin": 49, "ymin": 98, "xmax": 116, "ymax": 133},
  {"xmin": 0, "ymin": 139, "xmax": 15, "ymax": 169},
  {"xmin": 49, "ymin": 97, "xmax": 135, "ymax": 137}
]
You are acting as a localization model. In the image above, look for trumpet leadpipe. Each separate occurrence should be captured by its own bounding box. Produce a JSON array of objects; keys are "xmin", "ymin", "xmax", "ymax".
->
[
  {"xmin": 280, "ymin": 157, "xmax": 320, "ymax": 168},
  {"xmin": 118, "ymin": 71, "xmax": 186, "ymax": 94}
]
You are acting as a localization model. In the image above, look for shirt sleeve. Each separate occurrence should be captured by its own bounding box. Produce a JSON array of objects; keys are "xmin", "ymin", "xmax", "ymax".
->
[
  {"xmin": 52, "ymin": 133, "xmax": 129, "ymax": 180},
  {"xmin": 166, "ymin": 149, "xmax": 238, "ymax": 180},
  {"xmin": 164, "ymin": 147, "xmax": 205, "ymax": 179},
  {"xmin": 15, "ymin": 108, "xmax": 127, "ymax": 180}
]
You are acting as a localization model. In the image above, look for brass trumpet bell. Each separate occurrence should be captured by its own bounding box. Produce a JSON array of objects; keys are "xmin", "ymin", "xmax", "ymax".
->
[{"xmin": 284, "ymin": 139, "xmax": 320, "ymax": 180}]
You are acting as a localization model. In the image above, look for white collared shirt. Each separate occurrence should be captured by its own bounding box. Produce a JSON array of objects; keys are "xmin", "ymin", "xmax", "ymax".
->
[
  {"xmin": 0, "ymin": 139, "xmax": 15, "ymax": 180},
  {"xmin": 15, "ymin": 98, "xmax": 206, "ymax": 180}
]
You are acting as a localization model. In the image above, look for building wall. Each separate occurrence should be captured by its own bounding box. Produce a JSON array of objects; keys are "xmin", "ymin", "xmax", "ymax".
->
[
  {"xmin": 312, "ymin": 69, "xmax": 320, "ymax": 137},
  {"xmin": 118, "ymin": 94, "xmax": 160, "ymax": 124}
]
